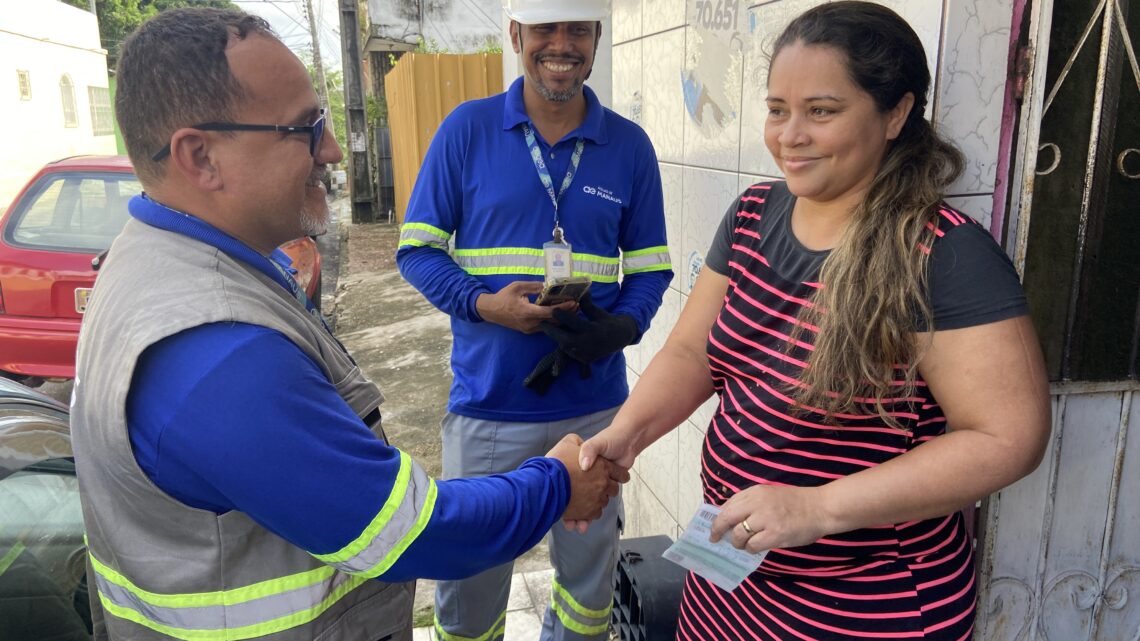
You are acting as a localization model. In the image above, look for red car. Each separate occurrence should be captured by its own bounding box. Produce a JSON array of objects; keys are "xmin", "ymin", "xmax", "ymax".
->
[{"xmin": 0, "ymin": 155, "xmax": 322, "ymax": 386}]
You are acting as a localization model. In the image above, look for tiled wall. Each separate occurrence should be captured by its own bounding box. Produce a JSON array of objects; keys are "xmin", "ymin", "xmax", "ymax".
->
[{"xmin": 615, "ymin": 0, "xmax": 1016, "ymax": 540}]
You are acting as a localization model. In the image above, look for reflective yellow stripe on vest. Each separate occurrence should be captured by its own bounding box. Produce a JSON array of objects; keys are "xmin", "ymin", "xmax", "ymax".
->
[
  {"xmin": 621, "ymin": 245, "xmax": 671, "ymax": 275},
  {"xmin": 88, "ymin": 450, "xmax": 437, "ymax": 640},
  {"xmin": 90, "ymin": 554, "xmax": 369, "ymax": 640},
  {"xmin": 313, "ymin": 450, "xmax": 437, "ymax": 577},
  {"xmin": 399, "ymin": 222, "xmax": 451, "ymax": 250},
  {"xmin": 454, "ymin": 248, "xmax": 620, "ymax": 283}
]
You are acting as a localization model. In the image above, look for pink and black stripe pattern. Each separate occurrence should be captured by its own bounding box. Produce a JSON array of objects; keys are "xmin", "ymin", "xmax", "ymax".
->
[{"xmin": 677, "ymin": 184, "xmax": 975, "ymax": 640}]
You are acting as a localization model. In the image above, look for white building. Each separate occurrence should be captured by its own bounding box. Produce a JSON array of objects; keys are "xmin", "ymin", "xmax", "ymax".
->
[{"xmin": 0, "ymin": 0, "xmax": 116, "ymax": 207}]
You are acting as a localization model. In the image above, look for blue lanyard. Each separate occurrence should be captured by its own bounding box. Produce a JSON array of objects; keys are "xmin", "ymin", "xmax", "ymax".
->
[
  {"xmin": 129, "ymin": 194, "xmax": 333, "ymax": 336},
  {"xmin": 522, "ymin": 123, "xmax": 585, "ymax": 233}
]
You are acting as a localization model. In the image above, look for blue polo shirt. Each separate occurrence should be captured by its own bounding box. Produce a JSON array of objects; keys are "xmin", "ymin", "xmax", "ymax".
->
[{"xmin": 398, "ymin": 77, "xmax": 672, "ymax": 422}]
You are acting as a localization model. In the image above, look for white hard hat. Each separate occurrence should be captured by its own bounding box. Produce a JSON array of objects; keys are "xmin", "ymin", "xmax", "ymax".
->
[{"xmin": 503, "ymin": 0, "xmax": 610, "ymax": 24}]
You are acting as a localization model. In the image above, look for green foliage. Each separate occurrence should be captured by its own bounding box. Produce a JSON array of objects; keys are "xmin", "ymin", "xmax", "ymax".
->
[
  {"xmin": 476, "ymin": 39, "xmax": 503, "ymax": 54},
  {"xmin": 61, "ymin": 0, "xmax": 238, "ymax": 71},
  {"xmin": 367, "ymin": 95, "xmax": 387, "ymax": 129},
  {"xmin": 304, "ymin": 57, "xmax": 349, "ymax": 144},
  {"xmin": 413, "ymin": 35, "xmax": 501, "ymax": 55},
  {"xmin": 414, "ymin": 37, "xmax": 449, "ymax": 54}
]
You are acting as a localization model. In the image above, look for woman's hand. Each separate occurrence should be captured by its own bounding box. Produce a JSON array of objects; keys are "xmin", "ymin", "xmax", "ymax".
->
[
  {"xmin": 562, "ymin": 424, "xmax": 639, "ymax": 533},
  {"xmin": 709, "ymin": 485, "xmax": 832, "ymax": 554},
  {"xmin": 578, "ymin": 423, "xmax": 641, "ymax": 473}
]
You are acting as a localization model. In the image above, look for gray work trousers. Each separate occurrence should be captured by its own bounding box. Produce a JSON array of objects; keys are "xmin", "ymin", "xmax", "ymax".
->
[{"xmin": 433, "ymin": 406, "xmax": 623, "ymax": 641}]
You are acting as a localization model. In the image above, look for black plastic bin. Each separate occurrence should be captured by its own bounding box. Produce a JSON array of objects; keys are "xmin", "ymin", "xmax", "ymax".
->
[{"xmin": 611, "ymin": 535, "xmax": 688, "ymax": 641}]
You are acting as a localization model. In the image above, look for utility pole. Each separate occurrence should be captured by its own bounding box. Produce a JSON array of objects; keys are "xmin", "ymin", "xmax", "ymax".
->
[
  {"xmin": 338, "ymin": 0, "xmax": 375, "ymax": 223},
  {"xmin": 302, "ymin": 0, "xmax": 330, "ymax": 116}
]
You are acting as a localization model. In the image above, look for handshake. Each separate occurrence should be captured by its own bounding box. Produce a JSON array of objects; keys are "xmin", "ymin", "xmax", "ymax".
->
[{"xmin": 545, "ymin": 433, "xmax": 630, "ymax": 532}]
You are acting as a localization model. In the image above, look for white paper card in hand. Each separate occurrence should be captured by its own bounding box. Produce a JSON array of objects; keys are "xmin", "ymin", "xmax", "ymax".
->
[{"xmin": 663, "ymin": 503, "xmax": 768, "ymax": 592}]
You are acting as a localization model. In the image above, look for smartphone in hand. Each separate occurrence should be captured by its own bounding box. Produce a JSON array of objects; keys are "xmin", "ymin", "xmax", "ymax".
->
[{"xmin": 536, "ymin": 276, "xmax": 591, "ymax": 306}]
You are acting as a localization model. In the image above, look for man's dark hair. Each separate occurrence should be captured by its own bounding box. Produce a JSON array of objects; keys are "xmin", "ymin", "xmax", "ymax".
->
[{"xmin": 115, "ymin": 8, "xmax": 275, "ymax": 184}]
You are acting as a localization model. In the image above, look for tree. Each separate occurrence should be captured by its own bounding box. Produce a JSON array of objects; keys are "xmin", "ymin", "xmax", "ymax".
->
[
  {"xmin": 60, "ymin": 0, "xmax": 237, "ymax": 72},
  {"xmin": 305, "ymin": 60, "xmax": 347, "ymax": 146}
]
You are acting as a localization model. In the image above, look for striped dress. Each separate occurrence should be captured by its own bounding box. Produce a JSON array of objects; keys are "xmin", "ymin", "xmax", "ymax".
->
[{"xmin": 676, "ymin": 182, "xmax": 1023, "ymax": 640}]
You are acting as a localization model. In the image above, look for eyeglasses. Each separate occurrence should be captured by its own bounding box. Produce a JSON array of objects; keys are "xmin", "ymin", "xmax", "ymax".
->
[{"xmin": 151, "ymin": 109, "xmax": 326, "ymax": 161}]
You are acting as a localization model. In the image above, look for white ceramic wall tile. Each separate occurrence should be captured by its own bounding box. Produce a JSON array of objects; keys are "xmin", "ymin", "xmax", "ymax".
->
[
  {"xmin": 623, "ymin": 474, "xmax": 679, "ymax": 537},
  {"xmin": 682, "ymin": 25, "xmax": 745, "ymax": 171},
  {"xmin": 661, "ymin": 162, "xmax": 684, "ymax": 292},
  {"xmin": 643, "ymin": 0, "xmax": 686, "ymax": 36},
  {"xmin": 677, "ymin": 422, "xmax": 707, "ymax": 521},
  {"xmin": 626, "ymin": 365, "xmax": 643, "ymax": 395},
  {"xmin": 739, "ymin": 0, "xmax": 944, "ymax": 177},
  {"xmin": 612, "ymin": 0, "xmax": 643, "ymax": 44},
  {"xmin": 938, "ymin": 0, "xmax": 1013, "ymax": 194},
  {"xmin": 620, "ymin": 472, "xmax": 645, "ymax": 536},
  {"xmin": 633, "ymin": 423, "xmax": 680, "ymax": 522},
  {"xmin": 737, "ymin": 0, "xmax": 808, "ymax": 178},
  {"xmin": 612, "ymin": 41, "xmax": 644, "ymax": 126},
  {"xmin": 944, "ymin": 194, "xmax": 996, "ymax": 232},
  {"xmin": 680, "ymin": 166, "xmax": 739, "ymax": 293},
  {"xmin": 875, "ymin": 0, "xmax": 943, "ymax": 83},
  {"xmin": 640, "ymin": 287, "xmax": 681, "ymax": 372},
  {"xmin": 641, "ymin": 29, "xmax": 687, "ymax": 163},
  {"xmin": 637, "ymin": 473, "xmax": 682, "ymax": 536}
]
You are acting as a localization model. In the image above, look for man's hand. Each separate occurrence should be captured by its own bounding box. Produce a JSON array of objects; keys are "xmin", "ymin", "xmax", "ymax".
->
[
  {"xmin": 562, "ymin": 425, "xmax": 638, "ymax": 532},
  {"xmin": 476, "ymin": 281, "xmax": 575, "ymax": 334},
  {"xmin": 546, "ymin": 434, "xmax": 623, "ymax": 532}
]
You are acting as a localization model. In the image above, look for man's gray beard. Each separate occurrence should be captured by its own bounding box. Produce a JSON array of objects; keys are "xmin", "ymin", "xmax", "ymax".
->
[
  {"xmin": 529, "ymin": 72, "xmax": 583, "ymax": 103},
  {"xmin": 299, "ymin": 204, "xmax": 330, "ymax": 237}
]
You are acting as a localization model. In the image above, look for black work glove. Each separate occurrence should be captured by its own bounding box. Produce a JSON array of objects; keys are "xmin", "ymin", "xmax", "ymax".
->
[
  {"xmin": 541, "ymin": 293, "xmax": 639, "ymax": 365},
  {"xmin": 523, "ymin": 348, "xmax": 592, "ymax": 395}
]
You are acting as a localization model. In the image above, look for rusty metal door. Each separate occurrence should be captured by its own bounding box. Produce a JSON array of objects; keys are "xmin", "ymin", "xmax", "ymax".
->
[{"xmin": 975, "ymin": 0, "xmax": 1140, "ymax": 638}]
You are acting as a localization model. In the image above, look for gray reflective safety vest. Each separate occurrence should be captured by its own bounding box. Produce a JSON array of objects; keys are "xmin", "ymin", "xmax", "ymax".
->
[{"xmin": 72, "ymin": 218, "xmax": 415, "ymax": 641}]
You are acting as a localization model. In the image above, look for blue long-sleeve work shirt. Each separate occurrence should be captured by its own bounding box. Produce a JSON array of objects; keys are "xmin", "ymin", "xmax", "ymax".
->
[{"xmin": 397, "ymin": 78, "xmax": 673, "ymax": 422}]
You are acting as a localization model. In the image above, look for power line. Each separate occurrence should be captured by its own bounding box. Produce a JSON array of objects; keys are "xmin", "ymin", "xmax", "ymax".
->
[
  {"xmin": 457, "ymin": 0, "xmax": 499, "ymax": 32},
  {"xmin": 232, "ymin": 0, "xmax": 308, "ymax": 33}
]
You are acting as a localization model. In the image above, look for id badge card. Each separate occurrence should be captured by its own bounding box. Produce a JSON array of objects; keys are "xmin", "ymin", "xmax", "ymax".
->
[{"xmin": 543, "ymin": 230, "xmax": 573, "ymax": 282}]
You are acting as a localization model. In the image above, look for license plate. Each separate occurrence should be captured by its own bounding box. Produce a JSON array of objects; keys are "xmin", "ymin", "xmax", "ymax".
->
[{"xmin": 75, "ymin": 288, "xmax": 92, "ymax": 314}]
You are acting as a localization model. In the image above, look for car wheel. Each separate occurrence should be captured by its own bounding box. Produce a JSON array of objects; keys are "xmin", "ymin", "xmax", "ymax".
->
[{"xmin": 0, "ymin": 370, "xmax": 44, "ymax": 388}]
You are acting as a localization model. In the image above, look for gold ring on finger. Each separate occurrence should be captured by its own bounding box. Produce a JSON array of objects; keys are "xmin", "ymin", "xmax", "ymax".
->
[{"xmin": 740, "ymin": 520, "xmax": 754, "ymax": 534}]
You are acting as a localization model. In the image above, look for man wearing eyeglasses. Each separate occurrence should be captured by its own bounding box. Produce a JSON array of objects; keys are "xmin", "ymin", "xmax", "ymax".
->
[{"xmin": 70, "ymin": 8, "xmax": 624, "ymax": 641}]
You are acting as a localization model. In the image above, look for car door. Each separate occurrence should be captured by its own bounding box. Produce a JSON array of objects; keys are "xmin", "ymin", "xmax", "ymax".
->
[{"xmin": 0, "ymin": 378, "xmax": 91, "ymax": 640}]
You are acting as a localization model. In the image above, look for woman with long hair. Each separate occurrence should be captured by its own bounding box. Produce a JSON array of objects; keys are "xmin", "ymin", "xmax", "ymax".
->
[{"xmin": 578, "ymin": 2, "xmax": 1050, "ymax": 638}]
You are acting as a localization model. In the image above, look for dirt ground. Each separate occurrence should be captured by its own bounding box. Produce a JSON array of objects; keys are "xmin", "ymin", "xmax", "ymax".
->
[
  {"xmin": 334, "ymin": 218, "xmax": 552, "ymax": 624},
  {"xmin": 334, "ymin": 221, "xmax": 452, "ymax": 478}
]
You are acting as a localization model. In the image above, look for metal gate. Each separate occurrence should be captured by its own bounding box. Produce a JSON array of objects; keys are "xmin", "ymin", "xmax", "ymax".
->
[{"xmin": 975, "ymin": 0, "xmax": 1140, "ymax": 638}]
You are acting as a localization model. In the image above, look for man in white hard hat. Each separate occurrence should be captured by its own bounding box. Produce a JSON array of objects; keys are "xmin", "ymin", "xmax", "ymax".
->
[{"xmin": 396, "ymin": 1, "xmax": 672, "ymax": 640}]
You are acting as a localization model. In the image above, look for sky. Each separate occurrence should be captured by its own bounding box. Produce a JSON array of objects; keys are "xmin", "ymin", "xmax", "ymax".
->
[
  {"xmin": 234, "ymin": 0, "xmax": 344, "ymax": 71},
  {"xmin": 234, "ymin": 0, "xmax": 506, "ymax": 72}
]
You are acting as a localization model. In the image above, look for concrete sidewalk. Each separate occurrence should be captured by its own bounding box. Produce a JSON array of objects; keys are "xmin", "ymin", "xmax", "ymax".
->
[{"xmin": 327, "ymin": 199, "xmax": 557, "ymax": 639}]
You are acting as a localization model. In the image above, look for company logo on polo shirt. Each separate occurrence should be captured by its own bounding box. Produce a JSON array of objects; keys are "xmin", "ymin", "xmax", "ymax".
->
[{"xmin": 582, "ymin": 185, "xmax": 623, "ymax": 205}]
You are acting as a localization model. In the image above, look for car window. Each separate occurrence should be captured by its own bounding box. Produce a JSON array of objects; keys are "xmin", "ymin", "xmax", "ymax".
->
[
  {"xmin": 6, "ymin": 171, "xmax": 143, "ymax": 253},
  {"xmin": 0, "ymin": 460, "xmax": 91, "ymax": 639},
  {"xmin": 0, "ymin": 400, "xmax": 91, "ymax": 639}
]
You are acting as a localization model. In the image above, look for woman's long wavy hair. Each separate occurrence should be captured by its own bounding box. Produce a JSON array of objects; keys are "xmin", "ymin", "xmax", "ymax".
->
[{"xmin": 775, "ymin": 2, "xmax": 965, "ymax": 427}]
